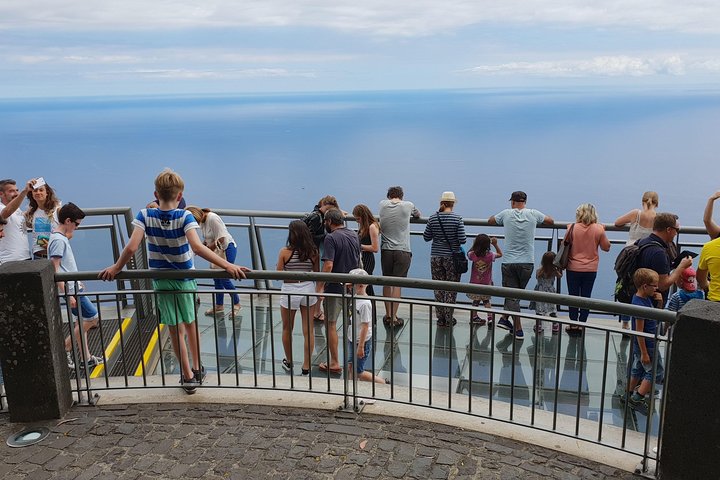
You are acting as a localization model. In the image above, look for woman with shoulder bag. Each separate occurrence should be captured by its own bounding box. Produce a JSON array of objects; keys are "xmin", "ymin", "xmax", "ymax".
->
[
  {"xmin": 422, "ymin": 192, "xmax": 467, "ymax": 327},
  {"xmin": 565, "ymin": 203, "xmax": 611, "ymax": 335}
]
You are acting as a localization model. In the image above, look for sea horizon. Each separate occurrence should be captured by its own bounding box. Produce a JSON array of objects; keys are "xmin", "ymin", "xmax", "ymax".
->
[{"xmin": 1, "ymin": 87, "xmax": 717, "ymax": 301}]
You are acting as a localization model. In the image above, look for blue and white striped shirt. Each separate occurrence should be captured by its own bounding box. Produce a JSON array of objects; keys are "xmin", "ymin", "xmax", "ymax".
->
[{"xmin": 133, "ymin": 209, "xmax": 199, "ymax": 270}]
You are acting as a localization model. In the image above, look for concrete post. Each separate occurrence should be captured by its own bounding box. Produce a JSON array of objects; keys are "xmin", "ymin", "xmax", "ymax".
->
[
  {"xmin": 659, "ymin": 299, "xmax": 720, "ymax": 479},
  {"xmin": 0, "ymin": 260, "xmax": 72, "ymax": 422}
]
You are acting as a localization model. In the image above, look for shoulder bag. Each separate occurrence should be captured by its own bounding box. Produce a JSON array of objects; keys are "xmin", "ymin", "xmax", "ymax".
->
[
  {"xmin": 554, "ymin": 223, "xmax": 574, "ymax": 270},
  {"xmin": 437, "ymin": 214, "xmax": 468, "ymax": 274}
]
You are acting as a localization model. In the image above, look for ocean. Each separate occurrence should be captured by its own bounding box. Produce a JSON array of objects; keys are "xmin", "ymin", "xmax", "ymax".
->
[{"xmin": 1, "ymin": 88, "xmax": 718, "ymax": 302}]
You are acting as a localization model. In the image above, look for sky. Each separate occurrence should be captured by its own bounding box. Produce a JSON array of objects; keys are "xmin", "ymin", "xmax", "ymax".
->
[{"xmin": 2, "ymin": 1, "xmax": 720, "ymax": 97}]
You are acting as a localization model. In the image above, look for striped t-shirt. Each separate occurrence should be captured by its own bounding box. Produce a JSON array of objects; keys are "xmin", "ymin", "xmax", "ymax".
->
[
  {"xmin": 133, "ymin": 208, "xmax": 199, "ymax": 270},
  {"xmin": 423, "ymin": 212, "xmax": 467, "ymax": 257}
]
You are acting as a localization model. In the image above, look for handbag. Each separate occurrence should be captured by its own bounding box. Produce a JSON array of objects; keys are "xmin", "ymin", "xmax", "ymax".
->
[
  {"xmin": 436, "ymin": 214, "xmax": 469, "ymax": 274},
  {"xmin": 554, "ymin": 223, "xmax": 574, "ymax": 270}
]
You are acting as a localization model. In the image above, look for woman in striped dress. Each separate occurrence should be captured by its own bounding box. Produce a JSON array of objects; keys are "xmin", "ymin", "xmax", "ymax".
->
[
  {"xmin": 423, "ymin": 192, "xmax": 467, "ymax": 327},
  {"xmin": 276, "ymin": 220, "xmax": 319, "ymax": 375}
]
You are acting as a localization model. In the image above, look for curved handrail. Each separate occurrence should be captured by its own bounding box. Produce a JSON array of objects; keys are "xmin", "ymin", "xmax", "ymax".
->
[{"xmin": 58, "ymin": 269, "xmax": 676, "ymax": 323}]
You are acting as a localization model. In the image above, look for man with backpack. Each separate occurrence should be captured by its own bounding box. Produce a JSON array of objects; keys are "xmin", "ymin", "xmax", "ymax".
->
[{"xmin": 615, "ymin": 212, "xmax": 693, "ymax": 310}]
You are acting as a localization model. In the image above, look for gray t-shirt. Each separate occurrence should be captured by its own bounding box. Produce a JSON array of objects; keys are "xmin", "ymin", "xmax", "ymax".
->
[
  {"xmin": 48, "ymin": 231, "xmax": 78, "ymax": 293},
  {"xmin": 493, "ymin": 208, "xmax": 546, "ymax": 264},
  {"xmin": 379, "ymin": 199, "xmax": 419, "ymax": 252}
]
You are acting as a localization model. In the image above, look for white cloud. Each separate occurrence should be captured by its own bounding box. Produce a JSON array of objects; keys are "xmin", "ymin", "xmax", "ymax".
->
[
  {"xmin": 1, "ymin": 1, "xmax": 720, "ymax": 36},
  {"xmin": 462, "ymin": 55, "xmax": 690, "ymax": 77}
]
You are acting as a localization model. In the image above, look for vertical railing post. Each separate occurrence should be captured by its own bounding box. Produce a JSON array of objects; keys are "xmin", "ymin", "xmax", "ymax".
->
[{"xmin": 0, "ymin": 261, "xmax": 73, "ymax": 421}]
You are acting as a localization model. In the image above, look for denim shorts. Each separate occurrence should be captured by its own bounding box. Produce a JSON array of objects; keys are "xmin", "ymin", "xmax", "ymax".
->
[
  {"xmin": 71, "ymin": 290, "xmax": 99, "ymax": 321},
  {"xmin": 631, "ymin": 351, "xmax": 665, "ymax": 384},
  {"xmin": 347, "ymin": 340, "xmax": 372, "ymax": 374}
]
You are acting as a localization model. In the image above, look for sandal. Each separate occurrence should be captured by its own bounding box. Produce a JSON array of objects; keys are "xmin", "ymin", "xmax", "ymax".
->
[
  {"xmin": 314, "ymin": 312, "xmax": 325, "ymax": 322},
  {"xmin": 318, "ymin": 362, "xmax": 342, "ymax": 374},
  {"xmin": 205, "ymin": 306, "xmax": 224, "ymax": 316},
  {"xmin": 282, "ymin": 359, "xmax": 293, "ymax": 372},
  {"xmin": 232, "ymin": 304, "xmax": 242, "ymax": 315}
]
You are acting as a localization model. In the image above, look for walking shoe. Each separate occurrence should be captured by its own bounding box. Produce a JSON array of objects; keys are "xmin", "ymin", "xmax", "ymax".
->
[
  {"xmin": 66, "ymin": 351, "xmax": 75, "ymax": 369},
  {"xmin": 85, "ymin": 355, "xmax": 104, "ymax": 368},
  {"xmin": 282, "ymin": 358, "xmax": 293, "ymax": 373},
  {"xmin": 181, "ymin": 375, "xmax": 199, "ymax": 394},
  {"xmin": 497, "ymin": 317, "xmax": 514, "ymax": 332},
  {"xmin": 628, "ymin": 393, "xmax": 649, "ymax": 415},
  {"xmin": 193, "ymin": 366, "xmax": 206, "ymax": 384},
  {"xmin": 471, "ymin": 315, "xmax": 486, "ymax": 326},
  {"xmin": 514, "ymin": 329, "xmax": 525, "ymax": 340}
]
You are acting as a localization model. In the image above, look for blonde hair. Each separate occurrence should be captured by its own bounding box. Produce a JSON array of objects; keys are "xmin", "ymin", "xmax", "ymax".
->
[
  {"xmin": 642, "ymin": 191, "xmax": 659, "ymax": 208},
  {"xmin": 154, "ymin": 168, "xmax": 184, "ymax": 203},
  {"xmin": 633, "ymin": 268, "xmax": 659, "ymax": 289},
  {"xmin": 575, "ymin": 203, "xmax": 598, "ymax": 225},
  {"xmin": 185, "ymin": 206, "xmax": 210, "ymax": 223}
]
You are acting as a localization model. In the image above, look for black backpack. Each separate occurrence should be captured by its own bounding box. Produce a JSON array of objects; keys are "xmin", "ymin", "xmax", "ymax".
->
[
  {"xmin": 302, "ymin": 210, "xmax": 325, "ymax": 246},
  {"xmin": 613, "ymin": 240, "xmax": 663, "ymax": 303}
]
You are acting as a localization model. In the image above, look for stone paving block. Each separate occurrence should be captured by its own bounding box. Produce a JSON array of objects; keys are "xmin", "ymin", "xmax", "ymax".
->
[
  {"xmin": 0, "ymin": 403, "xmax": 640, "ymax": 480},
  {"xmin": 44, "ymin": 453, "xmax": 77, "ymax": 471},
  {"xmin": 26, "ymin": 447, "xmax": 60, "ymax": 465}
]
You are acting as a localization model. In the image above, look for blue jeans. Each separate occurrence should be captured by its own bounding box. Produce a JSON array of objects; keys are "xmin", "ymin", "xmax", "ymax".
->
[
  {"xmin": 566, "ymin": 270, "xmax": 597, "ymax": 322},
  {"xmin": 214, "ymin": 243, "xmax": 240, "ymax": 306}
]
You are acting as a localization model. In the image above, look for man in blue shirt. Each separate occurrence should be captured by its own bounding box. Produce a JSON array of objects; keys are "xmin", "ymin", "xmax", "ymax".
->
[{"xmin": 489, "ymin": 191, "xmax": 553, "ymax": 340}]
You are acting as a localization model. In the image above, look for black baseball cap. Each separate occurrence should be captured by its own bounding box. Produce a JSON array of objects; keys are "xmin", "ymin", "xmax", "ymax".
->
[{"xmin": 509, "ymin": 191, "xmax": 527, "ymax": 202}]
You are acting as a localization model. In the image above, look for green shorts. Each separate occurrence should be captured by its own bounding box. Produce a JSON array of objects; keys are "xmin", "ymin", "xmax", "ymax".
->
[{"xmin": 153, "ymin": 279, "xmax": 198, "ymax": 326}]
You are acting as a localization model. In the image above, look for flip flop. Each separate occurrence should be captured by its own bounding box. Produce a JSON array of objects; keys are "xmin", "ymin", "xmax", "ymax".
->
[
  {"xmin": 314, "ymin": 313, "xmax": 325, "ymax": 322},
  {"xmin": 318, "ymin": 362, "xmax": 342, "ymax": 374}
]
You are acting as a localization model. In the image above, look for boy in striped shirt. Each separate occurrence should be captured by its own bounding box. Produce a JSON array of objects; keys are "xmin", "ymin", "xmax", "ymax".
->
[{"xmin": 100, "ymin": 168, "xmax": 249, "ymax": 393}]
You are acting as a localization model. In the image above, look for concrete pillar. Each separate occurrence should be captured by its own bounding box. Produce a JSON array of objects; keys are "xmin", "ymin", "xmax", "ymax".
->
[
  {"xmin": 659, "ymin": 299, "xmax": 720, "ymax": 479},
  {"xmin": 0, "ymin": 260, "xmax": 72, "ymax": 422}
]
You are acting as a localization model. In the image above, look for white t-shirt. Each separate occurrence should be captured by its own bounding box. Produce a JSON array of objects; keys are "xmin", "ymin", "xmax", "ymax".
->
[
  {"xmin": 29, "ymin": 206, "xmax": 60, "ymax": 254},
  {"xmin": 202, "ymin": 212, "xmax": 235, "ymax": 250},
  {"xmin": 349, "ymin": 298, "xmax": 373, "ymax": 342},
  {"xmin": 0, "ymin": 208, "xmax": 31, "ymax": 263}
]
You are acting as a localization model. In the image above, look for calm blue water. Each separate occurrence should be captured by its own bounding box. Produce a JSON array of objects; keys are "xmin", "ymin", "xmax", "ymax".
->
[{"xmin": 1, "ymin": 88, "xmax": 718, "ymax": 301}]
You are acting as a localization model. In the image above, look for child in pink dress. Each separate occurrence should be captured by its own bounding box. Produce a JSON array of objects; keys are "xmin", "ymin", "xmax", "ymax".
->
[{"xmin": 466, "ymin": 234, "xmax": 503, "ymax": 326}]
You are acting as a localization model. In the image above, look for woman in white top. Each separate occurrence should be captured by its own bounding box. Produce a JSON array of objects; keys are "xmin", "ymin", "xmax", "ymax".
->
[
  {"xmin": 186, "ymin": 206, "xmax": 241, "ymax": 316},
  {"xmin": 614, "ymin": 191, "xmax": 659, "ymax": 245},
  {"xmin": 25, "ymin": 180, "xmax": 61, "ymax": 259}
]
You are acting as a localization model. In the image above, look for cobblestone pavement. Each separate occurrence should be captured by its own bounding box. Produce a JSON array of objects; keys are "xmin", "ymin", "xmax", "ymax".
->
[{"xmin": 0, "ymin": 403, "xmax": 641, "ymax": 479}]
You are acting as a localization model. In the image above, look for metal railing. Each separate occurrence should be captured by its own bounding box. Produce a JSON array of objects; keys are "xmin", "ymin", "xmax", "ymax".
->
[{"xmin": 54, "ymin": 268, "xmax": 675, "ymax": 475}]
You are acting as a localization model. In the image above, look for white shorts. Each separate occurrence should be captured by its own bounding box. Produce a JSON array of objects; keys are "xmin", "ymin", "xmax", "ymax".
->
[{"xmin": 279, "ymin": 281, "xmax": 318, "ymax": 310}]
